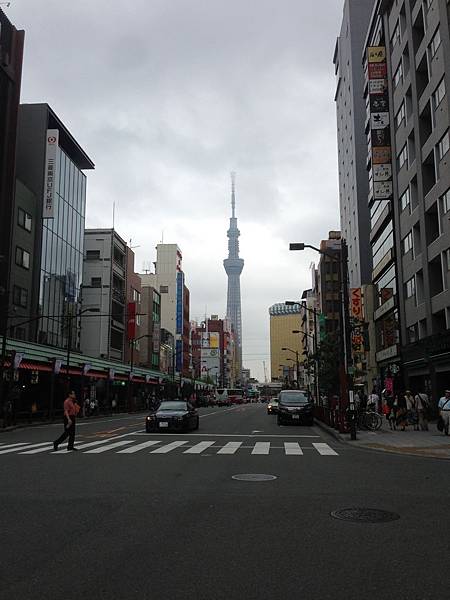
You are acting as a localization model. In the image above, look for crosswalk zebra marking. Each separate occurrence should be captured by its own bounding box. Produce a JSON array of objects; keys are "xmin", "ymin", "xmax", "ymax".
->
[
  {"xmin": 183, "ymin": 441, "xmax": 215, "ymax": 454},
  {"xmin": 0, "ymin": 442, "xmax": 29, "ymax": 450},
  {"xmin": 284, "ymin": 442, "xmax": 303, "ymax": 455},
  {"xmin": 117, "ymin": 440, "xmax": 161, "ymax": 454},
  {"xmin": 252, "ymin": 442, "xmax": 270, "ymax": 455},
  {"xmin": 312, "ymin": 442, "xmax": 338, "ymax": 456},
  {"xmin": 84, "ymin": 440, "xmax": 135, "ymax": 453},
  {"xmin": 52, "ymin": 436, "xmax": 124, "ymax": 454},
  {"xmin": 217, "ymin": 441, "xmax": 243, "ymax": 455},
  {"xmin": 20, "ymin": 445, "xmax": 55, "ymax": 454},
  {"xmin": 150, "ymin": 440, "xmax": 188, "ymax": 454},
  {"xmin": 0, "ymin": 442, "xmax": 50, "ymax": 455}
]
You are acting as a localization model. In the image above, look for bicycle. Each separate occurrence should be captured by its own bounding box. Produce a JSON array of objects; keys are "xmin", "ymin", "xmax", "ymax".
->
[{"xmin": 357, "ymin": 410, "xmax": 383, "ymax": 431}]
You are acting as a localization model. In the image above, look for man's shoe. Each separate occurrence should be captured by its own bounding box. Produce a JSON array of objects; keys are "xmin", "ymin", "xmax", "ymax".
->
[{"xmin": 53, "ymin": 442, "xmax": 58, "ymax": 451}]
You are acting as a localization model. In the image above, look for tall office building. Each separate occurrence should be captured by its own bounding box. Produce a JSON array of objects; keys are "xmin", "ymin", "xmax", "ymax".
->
[
  {"xmin": 150, "ymin": 244, "xmax": 190, "ymax": 376},
  {"xmin": 11, "ymin": 104, "xmax": 94, "ymax": 346},
  {"xmin": 0, "ymin": 10, "xmax": 24, "ymax": 334},
  {"xmin": 334, "ymin": 0, "xmax": 375, "ymax": 287},
  {"xmin": 269, "ymin": 303, "xmax": 303, "ymax": 384},
  {"xmin": 364, "ymin": 0, "xmax": 450, "ymax": 398},
  {"xmin": 223, "ymin": 174, "xmax": 244, "ymax": 380}
]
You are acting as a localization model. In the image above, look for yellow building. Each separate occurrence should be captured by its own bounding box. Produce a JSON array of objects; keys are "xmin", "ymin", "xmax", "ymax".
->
[{"xmin": 269, "ymin": 303, "xmax": 304, "ymax": 383}]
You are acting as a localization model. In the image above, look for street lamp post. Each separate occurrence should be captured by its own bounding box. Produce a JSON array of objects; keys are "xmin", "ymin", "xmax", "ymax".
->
[
  {"xmin": 289, "ymin": 240, "xmax": 356, "ymax": 440},
  {"xmin": 281, "ymin": 347, "xmax": 300, "ymax": 388},
  {"xmin": 127, "ymin": 333, "xmax": 151, "ymax": 411}
]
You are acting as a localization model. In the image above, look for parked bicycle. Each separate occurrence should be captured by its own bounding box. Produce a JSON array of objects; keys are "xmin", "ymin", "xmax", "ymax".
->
[{"xmin": 357, "ymin": 410, "xmax": 383, "ymax": 431}]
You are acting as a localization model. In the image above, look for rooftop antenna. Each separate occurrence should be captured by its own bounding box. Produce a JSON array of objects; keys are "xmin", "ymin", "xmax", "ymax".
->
[
  {"xmin": 129, "ymin": 238, "xmax": 140, "ymax": 250},
  {"xmin": 142, "ymin": 261, "xmax": 152, "ymax": 274},
  {"xmin": 230, "ymin": 171, "xmax": 236, "ymax": 218},
  {"xmin": 112, "ymin": 202, "xmax": 115, "ymax": 229}
]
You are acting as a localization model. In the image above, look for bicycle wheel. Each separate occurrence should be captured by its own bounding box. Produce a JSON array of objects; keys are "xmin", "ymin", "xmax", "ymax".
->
[
  {"xmin": 364, "ymin": 412, "xmax": 379, "ymax": 431},
  {"xmin": 373, "ymin": 413, "xmax": 383, "ymax": 430}
]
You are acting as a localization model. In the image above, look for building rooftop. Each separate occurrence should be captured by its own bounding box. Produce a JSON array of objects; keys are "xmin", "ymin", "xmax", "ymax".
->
[{"xmin": 269, "ymin": 303, "xmax": 301, "ymax": 316}]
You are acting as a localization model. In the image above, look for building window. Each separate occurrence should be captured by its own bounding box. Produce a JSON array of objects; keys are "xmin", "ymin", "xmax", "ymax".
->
[
  {"xmin": 393, "ymin": 62, "xmax": 403, "ymax": 88},
  {"xmin": 398, "ymin": 144, "xmax": 408, "ymax": 169},
  {"xmin": 437, "ymin": 130, "xmax": 449, "ymax": 160},
  {"xmin": 86, "ymin": 250, "xmax": 101, "ymax": 260},
  {"xmin": 15, "ymin": 246, "xmax": 30, "ymax": 269},
  {"xmin": 91, "ymin": 277, "xmax": 102, "ymax": 287},
  {"xmin": 429, "ymin": 28, "xmax": 441, "ymax": 58},
  {"xmin": 391, "ymin": 21, "xmax": 401, "ymax": 49},
  {"xmin": 432, "ymin": 78, "xmax": 446, "ymax": 109},
  {"xmin": 12, "ymin": 285, "xmax": 28, "ymax": 308},
  {"xmin": 405, "ymin": 277, "xmax": 416, "ymax": 299},
  {"xmin": 18, "ymin": 208, "xmax": 32, "ymax": 232},
  {"xmin": 160, "ymin": 285, "xmax": 168, "ymax": 293},
  {"xmin": 395, "ymin": 102, "xmax": 406, "ymax": 129},
  {"xmin": 402, "ymin": 231, "xmax": 413, "ymax": 255},
  {"xmin": 441, "ymin": 188, "xmax": 450, "ymax": 214},
  {"xmin": 407, "ymin": 323, "xmax": 418, "ymax": 343},
  {"xmin": 133, "ymin": 289, "xmax": 141, "ymax": 303},
  {"xmin": 400, "ymin": 188, "xmax": 411, "ymax": 213}
]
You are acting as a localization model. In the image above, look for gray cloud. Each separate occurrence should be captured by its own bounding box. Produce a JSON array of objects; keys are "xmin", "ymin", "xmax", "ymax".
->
[{"xmin": 10, "ymin": 0, "xmax": 344, "ymax": 379}]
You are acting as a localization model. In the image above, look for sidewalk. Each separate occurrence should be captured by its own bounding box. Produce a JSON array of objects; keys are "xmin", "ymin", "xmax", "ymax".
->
[{"xmin": 315, "ymin": 419, "xmax": 450, "ymax": 459}]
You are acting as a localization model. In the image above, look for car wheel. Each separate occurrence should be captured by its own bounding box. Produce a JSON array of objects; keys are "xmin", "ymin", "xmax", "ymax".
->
[
  {"xmin": 277, "ymin": 417, "xmax": 282, "ymax": 426},
  {"xmin": 194, "ymin": 416, "xmax": 199, "ymax": 430},
  {"xmin": 307, "ymin": 418, "xmax": 314, "ymax": 426}
]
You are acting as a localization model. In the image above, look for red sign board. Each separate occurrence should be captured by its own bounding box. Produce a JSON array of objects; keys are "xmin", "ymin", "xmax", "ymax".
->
[{"xmin": 127, "ymin": 302, "xmax": 136, "ymax": 341}]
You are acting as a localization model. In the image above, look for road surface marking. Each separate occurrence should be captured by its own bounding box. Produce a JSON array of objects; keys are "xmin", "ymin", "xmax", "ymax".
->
[
  {"xmin": 52, "ymin": 436, "xmax": 126, "ymax": 453},
  {"xmin": 84, "ymin": 440, "xmax": 135, "ymax": 453},
  {"xmin": 284, "ymin": 442, "xmax": 303, "ymax": 455},
  {"xmin": 312, "ymin": 442, "xmax": 338, "ymax": 456},
  {"xmin": 0, "ymin": 442, "xmax": 29, "ymax": 450},
  {"xmin": 20, "ymin": 445, "xmax": 56, "ymax": 454},
  {"xmin": 184, "ymin": 441, "xmax": 215, "ymax": 454},
  {"xmin": 131, "ymin": 432, "xmax": 320, "ymax": 438},
  {"xmin": 117, "ymin": 440, "xmax": 161, "ymax": 453},
  {"xmin": 217, "ymin": 441, "xmax": 243, "ymax": 454},
  {"xmin": 0, "ymin": 442, "xmax": 51, "ymax": 454},
  {"xmin": 252, "ymin": 442, "xmax": 270, "ymax": 455},
  {"xmin": 151, "ymin": 440, "xmax": 188, "ymax": 454}
]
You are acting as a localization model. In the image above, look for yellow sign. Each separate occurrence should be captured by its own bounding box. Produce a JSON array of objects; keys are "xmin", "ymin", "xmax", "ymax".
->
[{"xmin": 368, "ymin": 46, "xmax": 386, "ymax": 63}]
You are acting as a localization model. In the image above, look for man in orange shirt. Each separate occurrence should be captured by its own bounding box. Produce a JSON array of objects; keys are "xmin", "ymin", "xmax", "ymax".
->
[{"xmin": 53, "ymin": 391, "xmax": 79, "ymax": 451}]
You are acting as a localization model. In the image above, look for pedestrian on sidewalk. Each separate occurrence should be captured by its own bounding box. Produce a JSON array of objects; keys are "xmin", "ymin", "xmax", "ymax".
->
[
  {"xmin": 438, "ymin": 389, "xmax": 450, "ymax": 436},
  {"xmin": 405, "ymin": 390, "xmax": 418, "ymax": 430},
  {"xmin": 396, "ymin": 393, "xmax": 408, "ymax": 431},
  {"xmin": 53, "ymin": 391, "xmax": 79, "ymax": 452},
  {"xmin": 368, "ymin": 389, "xmax": 379, "ymax": 413},
  {"xmin": 415, "ymin": 390, "xmax": 429, "ymax": 431}
]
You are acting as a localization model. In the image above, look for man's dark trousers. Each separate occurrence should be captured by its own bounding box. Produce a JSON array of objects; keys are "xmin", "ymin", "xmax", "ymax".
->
[{"xmin": 54, "ymin": 416, "xmax": 76, "ymax": 449}]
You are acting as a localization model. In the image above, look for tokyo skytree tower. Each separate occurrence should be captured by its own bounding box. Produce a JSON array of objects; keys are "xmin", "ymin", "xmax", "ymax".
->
[{"xmin": 223, "ymin": 173, "xmax": 244, "ymax": 378}]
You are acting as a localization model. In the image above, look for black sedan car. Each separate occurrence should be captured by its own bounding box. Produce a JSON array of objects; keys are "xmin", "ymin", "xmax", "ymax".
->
[
  {"xmin": 277, "ymin": 391, "xmax": 313, "ymax": 426},
  {"xmin": 145, "ymin": 400, "xmax": 199, "ymax": 433}
]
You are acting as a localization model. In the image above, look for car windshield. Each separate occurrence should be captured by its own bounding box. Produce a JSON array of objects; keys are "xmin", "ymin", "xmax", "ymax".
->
[
  {"xmin": 279, "ymin": 394, "xmax": 309, "ymax": 405},
  {"xmin": 157, "ymin": 401, "xmax": 188, "ymax": 411}
]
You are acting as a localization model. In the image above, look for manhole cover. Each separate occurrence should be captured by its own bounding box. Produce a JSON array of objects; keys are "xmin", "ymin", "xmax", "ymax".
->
[
  {"xmin": 330, "ymin": 508, "xmax": 400, "ymax": 523},
  {"xmin": 232, "ymin": 474, "xmax": 277, "ymax": 482}
]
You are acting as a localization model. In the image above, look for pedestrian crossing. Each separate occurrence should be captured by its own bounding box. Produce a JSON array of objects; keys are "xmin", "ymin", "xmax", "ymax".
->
[{"xmin": 0, "ymin": 438, "xmax": 339, "ymax": 457}]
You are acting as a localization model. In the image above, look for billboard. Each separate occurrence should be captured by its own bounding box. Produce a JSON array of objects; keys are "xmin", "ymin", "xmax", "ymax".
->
[
  {"xmin": 43, "ymin": 129, "xmax": 59, "ymax": 219},
  {"xmin": 176, "ymin": 271, "xmax": 184, "ymax": 335},
  {"xmin": 127, "ymin": 302, "xmax": 136, "ymax": 341},
  {"xmin": 367, "ymin": 46, "xmax": 392, "ymax": 202}
]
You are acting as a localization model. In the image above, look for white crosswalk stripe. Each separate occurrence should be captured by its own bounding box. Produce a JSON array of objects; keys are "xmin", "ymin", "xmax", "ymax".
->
[
  {"xmin": 183, "ymin": 441, "xmax": 215, "ymax": 454},
  {"xmin": 217, "ymin": 441, "xmax": 243, "ymax": 455},
  {"xmin": 117, "ymin": 440, "xmax": 161, "ymax": 453},
  {"xmin": 312, "ymin": 442, "xmax": 338, "ymax": 456},
  {"xmin": 151, "ymin": 440, "xmax": 188, "ymax": 454},
  {"xmin": 252, "ymin": 442, "xmax": 270, "ymax": 455},
  {"xmin": 52, "ymin": 436, "xmax": 125, "ymax": 454},
  {"xmin": 0, "ymin": 442, "xmax": 29, "ymax": 450},
  {"xmin": 20, "ymin": 445, "xmax": 55, "ymax": 454},
  {"xmin": 84, "ymin": 440, "xmax": 135, "ymax": 453},
  {"xmin": 284, "ymin": 442, "xmax": 303, "ymax": 455},
  {"xmin": 0, "ymin": 442, "xmax": 50, "ymax": 455}
]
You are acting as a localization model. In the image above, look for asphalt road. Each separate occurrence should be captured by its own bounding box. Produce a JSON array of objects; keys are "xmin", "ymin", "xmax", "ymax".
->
[{"xmin": 0, "ymin": 403, "xmax": 448, "ymax": 600}]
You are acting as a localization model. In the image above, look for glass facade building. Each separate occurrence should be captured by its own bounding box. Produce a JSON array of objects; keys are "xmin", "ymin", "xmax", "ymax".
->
[{"xmin": 39, "ymin": 146, "xmax": 86, "ymax": 348}]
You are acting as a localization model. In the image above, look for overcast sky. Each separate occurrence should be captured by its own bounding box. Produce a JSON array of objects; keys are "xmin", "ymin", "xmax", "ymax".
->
[{"xmin": 9, "ymin": 0, "xmax": 345, "ymax": 381}]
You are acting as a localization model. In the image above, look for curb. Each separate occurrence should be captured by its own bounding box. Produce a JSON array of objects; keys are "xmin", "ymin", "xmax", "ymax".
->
[{"xmin": 314, "ymin": 418, "xmax": 450, "ymax": 460}]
